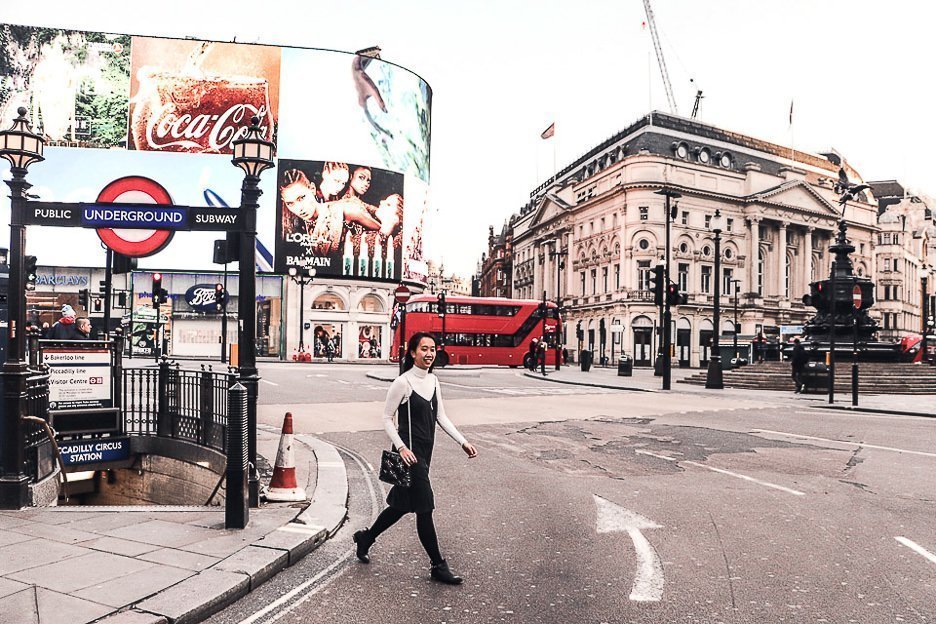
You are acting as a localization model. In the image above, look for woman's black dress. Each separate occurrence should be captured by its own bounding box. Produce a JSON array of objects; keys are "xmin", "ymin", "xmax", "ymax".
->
[{"xmin": 386, "ymin": 386, "xmax": 438, "ymax": 514}]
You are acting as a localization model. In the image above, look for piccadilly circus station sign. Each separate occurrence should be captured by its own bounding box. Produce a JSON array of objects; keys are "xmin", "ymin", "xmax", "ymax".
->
[{"xmin": 23, "ymin": 175, "xmax": 243, "ymax": 257}]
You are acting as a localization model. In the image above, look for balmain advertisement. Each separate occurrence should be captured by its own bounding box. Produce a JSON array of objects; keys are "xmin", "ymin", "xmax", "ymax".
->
[{"xmin": 276, "ymin": 159, "xmax": 404, "ymax": 280}]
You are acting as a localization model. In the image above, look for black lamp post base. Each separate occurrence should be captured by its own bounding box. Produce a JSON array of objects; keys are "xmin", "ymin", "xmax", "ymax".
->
[
  {"xmin": 705, "ymin": 355, "xmax": 724, "ymax": 389},
  {"xmin": 0, "ymin": 476, "xmax": 30, "ymax": 510}
]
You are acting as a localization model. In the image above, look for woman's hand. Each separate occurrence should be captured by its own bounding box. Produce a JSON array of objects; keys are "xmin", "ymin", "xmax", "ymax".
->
[
  {"xmin": 399, "ymin": 446, "xmax": 418, "ymax": 466},
  {"xmin": 461, "ymin": 442, "xmax": 478, "ymax": 459}
]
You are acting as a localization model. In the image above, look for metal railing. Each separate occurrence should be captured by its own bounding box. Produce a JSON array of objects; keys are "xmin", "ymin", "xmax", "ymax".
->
[{"xmin": 23, "ymin": 370, "xmax": 55, "ymax": 483}]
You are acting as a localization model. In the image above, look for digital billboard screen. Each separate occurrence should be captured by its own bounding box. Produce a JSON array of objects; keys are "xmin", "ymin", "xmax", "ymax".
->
[{"xmin": 0, "ymin": 23, "xmax": 431, "ymax": 283}]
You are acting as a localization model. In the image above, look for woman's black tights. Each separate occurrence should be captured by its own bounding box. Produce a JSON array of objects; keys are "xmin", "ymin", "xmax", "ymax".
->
[{"xmin": 368, "ymin": 507, "xmax": 444, "ymax": 565}]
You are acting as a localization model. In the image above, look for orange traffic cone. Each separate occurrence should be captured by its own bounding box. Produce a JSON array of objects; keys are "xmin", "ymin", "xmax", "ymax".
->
[{"xmin": 265, "ymin": 412, "xmax": 307, "ymax": 502}]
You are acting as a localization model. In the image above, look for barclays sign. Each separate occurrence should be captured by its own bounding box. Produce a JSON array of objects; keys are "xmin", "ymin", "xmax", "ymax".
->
[{"xmin": 185, "ymin": 284, "xmax": 226, "ymax": 312}]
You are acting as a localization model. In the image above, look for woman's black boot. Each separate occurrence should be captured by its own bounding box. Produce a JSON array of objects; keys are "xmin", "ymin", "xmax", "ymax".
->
[
  {"xmin": 353, "ymin": 530, "xmax": 374, "ymax": 563},
  {"xmin": 430, "ymin": 560, "xmax": 463, "ymax": 585}
]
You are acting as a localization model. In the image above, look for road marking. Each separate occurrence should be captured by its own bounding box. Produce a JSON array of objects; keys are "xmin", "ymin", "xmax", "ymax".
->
[
  {"xmin": 336, "ymin": 379, "xmax": 350, "ymax": 385},
  {"xmin": 895, "ymin": 537, "xmax": 936, "ymax": 565},
  {"xmin": 752, "ymin": 429, "xmax": 936, "ymax": 458},
  {"xmin": 794, "ymin": 410, "xmax": 916, "ymax": 420},
  {"xmin": 635, "ymin": 450, "xmax": 805, "ymax": 496},
  {"xmin": 260, "ymin": 379, "xmax": 279, "ymax": 386},
  {"xmin": 593, "ymin": 494, "xmax": 664, "ymax": 602}
]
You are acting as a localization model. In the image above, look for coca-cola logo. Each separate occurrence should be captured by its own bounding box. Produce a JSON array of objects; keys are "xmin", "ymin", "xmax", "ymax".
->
[
  {"xmin": 185, "ymin": 284, "xmax": 225, "ymax": 311},
  {"xmin": 146, "ymin": 103, "xmax": 271, "ymax": 152}
]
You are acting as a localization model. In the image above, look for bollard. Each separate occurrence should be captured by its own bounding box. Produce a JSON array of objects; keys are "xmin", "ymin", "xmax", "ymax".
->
[
  {"xmin": 226, "ymin": 381, "xmax": 249, "ymax": 529},
  {"xmin": 199, "ymin": 367, "xmax": 213, "ymax": 446},
  {"xmin": 156, "ymin": 356, "xmax": 171, "ymax": 437}
]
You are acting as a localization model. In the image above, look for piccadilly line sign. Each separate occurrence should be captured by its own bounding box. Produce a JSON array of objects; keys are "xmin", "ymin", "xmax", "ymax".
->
[{"xmin": 22, "ymin": 202, "xmax": 242, "ymax": 231}]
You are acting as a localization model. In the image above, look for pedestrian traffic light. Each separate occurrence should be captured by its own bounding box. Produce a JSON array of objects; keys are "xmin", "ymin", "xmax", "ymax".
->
[
  {"xmin": 666, "ymin": 282, "xmax": 688, "ymax": 307},
  {"xmin": 152, "ymin": 273, "xmax": 168, "ymax": 307},
  {"xmin": 24, "ymin": 255, "xmax": 37, "ymax": 291},
  {"xmin": 651, "ymin": 264, "xmax": 665, "ymax": 306},
  {"xmin": 113, "ymin": 253, "xmax": 137, "ymax": 275},
  {"xmin": 78, "ymin": 288, "xmax": 90, "ymax": 309},
  {"xmin": 214, "ymin": 283, "xmax": 225, "ymax": 311}
]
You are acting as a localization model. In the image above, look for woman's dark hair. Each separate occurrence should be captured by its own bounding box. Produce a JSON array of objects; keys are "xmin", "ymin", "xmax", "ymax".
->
[{"xmin": 402, "ymin": 332, "xmax": 437, "ymax": 372}]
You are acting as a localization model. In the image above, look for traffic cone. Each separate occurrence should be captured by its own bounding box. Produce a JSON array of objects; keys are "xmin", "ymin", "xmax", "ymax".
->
[{"xmin": 265, "ymin": 412, "xmax": 307, "ymax": 502}]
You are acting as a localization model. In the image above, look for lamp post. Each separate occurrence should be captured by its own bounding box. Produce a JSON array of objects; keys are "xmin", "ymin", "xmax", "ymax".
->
[
  {"xmin": 0, "ymin": 108, "xmax": 44, "ymax": 508},
  {"xmin": 922, "ymin": 267, "xmax": 928, "ymax": 365},
  {"xmin": 231, "ymin": 116, "xmax": 275, "ymax": 508},
  {"xmin": 550, "ymin": 240, "xmax": 567, "ymax": 370},
  {"xmin": 705, "ymin": 209, "xmax": 724, "ymax": 389},
  {"xmin": 288, "ymin": 266, "xmax": 316, "ymax": 353},
  {"xmin": 731, "ymin": 278, "xmax": 741, "ymax": 364},
  {"xmin": 655, "ymin": 188, "xmax": 680, "ymax": 390}
]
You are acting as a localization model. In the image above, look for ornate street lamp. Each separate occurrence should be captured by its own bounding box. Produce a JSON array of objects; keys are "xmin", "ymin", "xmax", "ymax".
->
[
  {"xmin": 731, "ymin": 278, "xmax": 741, "ymax": 364},
  {"xmin": 0, "ymin": 107, "xmax": 44, "ymax": 509},
  {"xmin": 288, "ymin": 266, "xmax": 316, "ymax": 353},
  {"xmin": 705, "ymin": 209, "xmax": 724, "ymax": 389},
  {"xmin": 549, "ymin": 239, "xmax": 567, "ymax": 370},
  {"xmin": 654, "ymin": 188, "xmax": 680, "ymax": 390},
  {"xmin": 231, "ymin": 116, "xmax": 275, "ymax": 508}
]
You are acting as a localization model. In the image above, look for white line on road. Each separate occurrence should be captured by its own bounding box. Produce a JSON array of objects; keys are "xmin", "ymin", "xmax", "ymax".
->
[
  {"xmin": 260, "ymin": 379, "xmax": 279, "ymax": 386},
  {"xmin": 895, "ymin": 537, "xmax": 936, "ymax": 565},
  {"xmin": 752, "ymin": 429, "xmax": 936, "ymax": 458},
  {"xmin": 336, "ymin": 379, "xmax": 350, "ymax": 385},
  {"xmin": 794, "ymin": 410, "xmax": 917, "ymax": 420},
  {"xmin": 634, "ymin": 450, "xmax": 805, "ymax": 496},
  {"xmin": 593, "ymin": 495, "xmax": 664, "ymax": 602}
]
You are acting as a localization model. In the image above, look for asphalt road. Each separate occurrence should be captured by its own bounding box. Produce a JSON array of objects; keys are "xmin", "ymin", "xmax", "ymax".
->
[{"xmin": 206, "ymin": 367, "xmax": 936, "ymax": 623}]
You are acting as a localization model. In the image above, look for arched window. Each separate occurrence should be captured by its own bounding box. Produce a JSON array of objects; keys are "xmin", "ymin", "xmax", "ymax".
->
[
  {"xmin": 358, "ymin": 294, "xmax": 385, "ymax": 313},
  {"xmin": 313, "ymin": 293, "xmax": 346, "ymax": 311}
]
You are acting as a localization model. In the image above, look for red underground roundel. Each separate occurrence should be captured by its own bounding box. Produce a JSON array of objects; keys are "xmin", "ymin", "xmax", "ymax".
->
[{"xmin": 95, "ymin": 176, "xmax": 175, "ymax": 258}]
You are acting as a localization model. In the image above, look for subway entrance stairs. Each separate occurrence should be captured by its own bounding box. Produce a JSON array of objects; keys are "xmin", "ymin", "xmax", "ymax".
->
[{"xmin": 679, "ymin": 361, "xmax": 936, "ymax": 394}]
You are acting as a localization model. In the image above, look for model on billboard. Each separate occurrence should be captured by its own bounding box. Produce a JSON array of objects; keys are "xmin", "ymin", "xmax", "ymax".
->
[{"xmin": 277, "ymin": 159, "xmax": 404, "ymax": 280}]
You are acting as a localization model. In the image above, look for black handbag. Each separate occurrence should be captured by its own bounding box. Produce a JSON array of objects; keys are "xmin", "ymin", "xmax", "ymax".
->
[{"xmin": 379, "ymin": 386, "xmax": 413, "ymax": 488}]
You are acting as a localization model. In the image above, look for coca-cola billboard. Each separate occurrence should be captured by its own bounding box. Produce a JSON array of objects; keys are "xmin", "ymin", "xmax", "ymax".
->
[{"xmin": 128, "ymin": 38, "xmax": 280, "ymax": 155}]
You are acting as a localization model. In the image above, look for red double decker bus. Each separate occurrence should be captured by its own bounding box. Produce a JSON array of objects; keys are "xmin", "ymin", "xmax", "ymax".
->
[{"xmin": 390, "ymin": 295, "xmax": 562, "ymax": 367}]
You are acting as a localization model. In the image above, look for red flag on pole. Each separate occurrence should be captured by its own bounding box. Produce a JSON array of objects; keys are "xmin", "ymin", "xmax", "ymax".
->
[{"xmin": 540, "ymin": 122, "xmax": 555, "ymax": 140}]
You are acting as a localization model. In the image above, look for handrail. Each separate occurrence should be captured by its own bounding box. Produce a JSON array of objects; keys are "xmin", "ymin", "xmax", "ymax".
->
[{"xmin": 21, "ymin": 415, "xmax": 69, "ymax": 503}]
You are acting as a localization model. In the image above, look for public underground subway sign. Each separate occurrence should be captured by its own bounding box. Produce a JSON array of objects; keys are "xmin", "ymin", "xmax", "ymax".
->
[
  {"xmin": 43, "ymin": 348, "xmax": 113, "ymax": 411},
  {"xmin": 186, "ymin": 284, "xmax": 227, "ymax": 311},
  {"xmin": 22, "ymin": 175, "xmax": 243, "ymax": 258}
]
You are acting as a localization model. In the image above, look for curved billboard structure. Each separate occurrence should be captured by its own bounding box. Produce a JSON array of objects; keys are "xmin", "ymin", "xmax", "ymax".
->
[{"xmin": 0, "ymin": 24, "xmax": 432, "ymax": 284}]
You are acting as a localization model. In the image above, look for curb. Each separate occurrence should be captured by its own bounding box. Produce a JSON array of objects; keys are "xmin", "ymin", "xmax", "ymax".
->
[
  {"xmin": 116, "ymin": 435, "xmax": 349, "ymax": 624},
  {"xmin": 521, "ymin": 371, "xmax": 654, "ymax": 392},
  {"xmin": 814, "ymin": 404, "xmax": 936, "ymax": 419}
]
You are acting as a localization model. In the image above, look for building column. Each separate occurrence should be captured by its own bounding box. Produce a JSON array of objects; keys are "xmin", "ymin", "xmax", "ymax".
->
[
  {"xmin": 747, "ymin": 216, "xmax": 760, "ymax": 295},
  {"xmin": 804, "ymin": 226, "xmax": 814, "ymax": 292},
  {"xmin": 532, "ymin": 243, "xmax": 542, "ymax": 298},
  {"xmin": 777, "ymin": 221, "xmax": 788, "ymax": 299}
]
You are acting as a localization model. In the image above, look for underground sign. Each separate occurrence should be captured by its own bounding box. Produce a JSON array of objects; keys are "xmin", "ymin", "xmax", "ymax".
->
[{"xmin": 94, "ymin": 176, "xmax": 175, "ymax": 257}]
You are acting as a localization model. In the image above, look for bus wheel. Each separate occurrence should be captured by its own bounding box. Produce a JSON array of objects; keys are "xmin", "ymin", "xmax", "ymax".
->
[{"xmin": 435, "ymin": 350, "xmax": 450, "ymax": 368}]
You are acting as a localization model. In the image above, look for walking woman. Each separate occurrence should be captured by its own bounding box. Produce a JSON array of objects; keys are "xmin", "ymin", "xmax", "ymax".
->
[{"xmin": 353, "ymin": 332, "xmax": 478, "ymax": 584}]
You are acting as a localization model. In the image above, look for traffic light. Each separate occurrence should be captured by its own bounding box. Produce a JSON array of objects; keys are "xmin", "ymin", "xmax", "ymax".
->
[
  {"xmin": 152, "ymin": 273, "xmax": 168, "ymax": 308},
  {"xmin": 24, "ymin": 255, "xmax": 37, "ymax": 291},
  {"xmin": 666, "ymin": 282, "xmax": 688, "ymax": 307},
  {"xmin": 214, "ymin": 283, "xmax": 225, "ymax": 311},
  {"xmin": 437, "ymin": 292, "xmax": 446, "ymax": 316},
  {"xmin": 99, "ymin": 280, "xmax": 108, "ymax": 295},
  {"xmin": 576, "ymin": 320, "xmax": 584, "ymax": 341},
  {"xmin": 651, "ymin": 264, "xmax": 665, "ymax": 306},
  {"xmin": 113, "ymin": 253, "xmax": 137, "ymax": 275},
  {"xmin": 78, "ymin": 288, "xmax": 90, "ymax": 309}
]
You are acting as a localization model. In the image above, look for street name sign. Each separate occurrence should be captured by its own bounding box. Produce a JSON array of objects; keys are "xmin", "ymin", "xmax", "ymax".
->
[{"xmin": 59, "ymin": 437, "xmax": 130, "ymax": 466}]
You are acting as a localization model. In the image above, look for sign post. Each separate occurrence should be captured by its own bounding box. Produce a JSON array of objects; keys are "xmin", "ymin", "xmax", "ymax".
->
[
  {"xmin": 394, "ymin": 284, "xmax": 411, "ymax": 374},
  {"xmin": 851, "ymin": 284, "xmax": 861, "ymax": 406}
]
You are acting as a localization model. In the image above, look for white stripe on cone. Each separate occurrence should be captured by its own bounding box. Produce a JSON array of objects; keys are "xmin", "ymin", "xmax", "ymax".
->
[{"xmin": 265, "ymin": 412, "xmax": 307, "ymax": 502}]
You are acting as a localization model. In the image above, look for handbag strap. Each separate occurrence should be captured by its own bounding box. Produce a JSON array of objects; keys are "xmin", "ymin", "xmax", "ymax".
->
[{"xmin": 401, "ymin": 377, "xmax": 414, "ymax": 451}]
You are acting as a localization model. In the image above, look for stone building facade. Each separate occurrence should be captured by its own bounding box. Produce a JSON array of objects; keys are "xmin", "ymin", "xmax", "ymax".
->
[
  {"xmin": 480, "ymin": 112, "xmax": 936, "ymax": 367},
  {"xmin": 477, "ymin": 223, "xmax": 512, "ymax": 298}
]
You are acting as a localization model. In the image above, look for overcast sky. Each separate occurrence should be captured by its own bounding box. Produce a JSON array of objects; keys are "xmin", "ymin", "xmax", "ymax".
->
[{"xmin": 2, "ymin": 1, "xmax": 934, "ymax": 278}]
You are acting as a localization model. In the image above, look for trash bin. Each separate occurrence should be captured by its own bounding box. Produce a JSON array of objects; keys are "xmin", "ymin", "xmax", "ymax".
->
[
  {"xmin": 617, "ymin": 356, "xmax": 633, "ymax": 376},
  {"xmin": 580, "ymin": 350, "xmax": 593, "ymax": 372},
  {"xmin": 802, "ymin": 361, "xmax": 829, "ymax": 393}
]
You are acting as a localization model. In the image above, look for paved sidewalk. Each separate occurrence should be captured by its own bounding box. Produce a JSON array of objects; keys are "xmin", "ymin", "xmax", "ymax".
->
[
  {"xmin": 524, "ymin": 365, "xmax": 936, "ymax": 417},
  {"xmin": 0, "ymin": 427, "xmax": 349, "ymax": 624}
]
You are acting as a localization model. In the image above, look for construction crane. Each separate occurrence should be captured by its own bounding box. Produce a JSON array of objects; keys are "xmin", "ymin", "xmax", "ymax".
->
[
  {"xmin": 691, "ymin": 88, "xmax": 703, "ymax": 119},
  {"xmin": 642, "ymin": 0, "xmax": 678, "ymax": 115}
]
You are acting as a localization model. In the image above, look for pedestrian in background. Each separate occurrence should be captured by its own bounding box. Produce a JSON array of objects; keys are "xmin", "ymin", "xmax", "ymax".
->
[
  {"xmin": 47, "ymin": 305, "xmax": 82, "ymax": 340},
  {"xmin": 791, "ymin": 338, "xmax": 808, "ymax": 393},
  {"xmin": 353, "ymin": 332, "xmax": 478, "ymax": 585},
  {"xmin": 76, "ymin": 318, "xmax": 93, "ymax": 340}
]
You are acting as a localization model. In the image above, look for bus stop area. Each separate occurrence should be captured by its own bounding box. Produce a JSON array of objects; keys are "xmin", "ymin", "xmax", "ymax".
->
[{"xmin": 0, "ymin": 425, "xmax": 348, "ymax": 624}]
